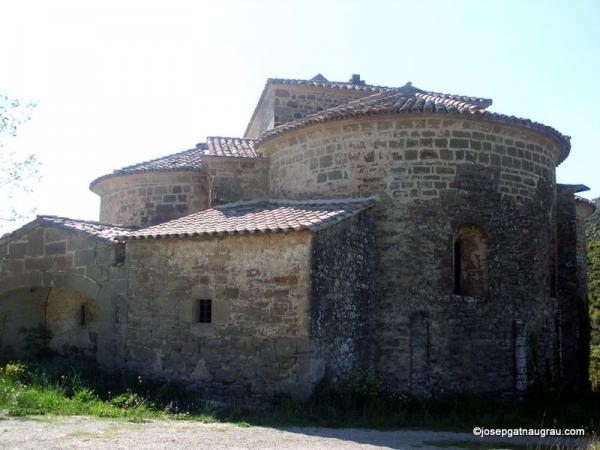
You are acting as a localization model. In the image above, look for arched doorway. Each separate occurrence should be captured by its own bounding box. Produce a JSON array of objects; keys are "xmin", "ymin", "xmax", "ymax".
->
[{"xmin": 0, "ymin": 286, "xmax": 99, "ymax": 358}]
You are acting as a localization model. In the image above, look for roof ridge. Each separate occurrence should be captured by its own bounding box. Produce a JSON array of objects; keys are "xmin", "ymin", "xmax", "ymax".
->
[
  {"xmin": 206, "ymin": 136, "xmax": 255, "ymax": 141},
  {"xmin": 266, "ymin": 77, "xmax": 391, "ymax": 91},
  {"xmin": 90, "ymin": 146, "xmax": 206, "ymax": 190},
  {"xmin": 37, "ymin": 215, "xmax": 136, "ymax": 229},
  {"xmin": 114, "ymin": 147, "xmax": 204, "ymax": 173}
]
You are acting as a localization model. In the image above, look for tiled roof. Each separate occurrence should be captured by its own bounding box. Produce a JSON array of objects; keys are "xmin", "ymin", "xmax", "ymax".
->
[
  {"xmin": 257, "ymin": 85, "xmax": 571, "ymax": 164},
  {"xmin": 205, "ymin": 137, "xmax": 258, "ymax": 158},
  {"xmin": 575, "ymin": 196, "xmax": 597, "ymax": 210},
  {"xmin": 266, "ymin": 77, "xmax": 389, "ymax": 93},
  {"xmin": 123, "ymin": 198, "xmax": 376, "ymax": 240},
  {"xmin": 1, "ymin": 216, "xmax": 135, "ymax": 244},
  {"xmin": 38, "ymin": 216, "xmax": 135, "ymax": 242},
  {"xmin": 90, "ymin": 145, "xmax": 207, "ymax": 189},
  {"xmin": 113, "ymin": 146, "xmax": 206, "ymax": 174}
]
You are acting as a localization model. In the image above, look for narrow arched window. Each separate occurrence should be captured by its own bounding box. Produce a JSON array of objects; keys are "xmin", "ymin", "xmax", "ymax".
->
[{"xmin": 453, "ymin": 225, "xmax": 487, "ymax": 296}]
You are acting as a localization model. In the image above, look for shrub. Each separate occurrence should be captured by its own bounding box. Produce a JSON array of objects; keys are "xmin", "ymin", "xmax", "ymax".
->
[
  {"xmin": 3, "ymin": 361, "xmax": 29, "ymax": 382},
  {"xmin": 591, "ymin": 345, "xmax": 600, "ymax": 392},
  {"xmin": 73, "ymin": 388, "xmax": 98, "ymax": 404},
  {"xmin": 110, "ymin": 391, "xmax": 143, "ymax": 410}
]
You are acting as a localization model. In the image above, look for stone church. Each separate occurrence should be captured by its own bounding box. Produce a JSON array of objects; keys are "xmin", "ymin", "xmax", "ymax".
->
[{"xmin": 0, "ymin": 74, "xmax": 594, "ymax": 400}]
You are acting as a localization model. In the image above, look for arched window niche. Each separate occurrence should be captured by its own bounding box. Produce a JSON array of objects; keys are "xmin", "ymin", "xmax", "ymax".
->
[{"xmin": 453, "ymin": 225, "xmax": 488, "ymax": 297}]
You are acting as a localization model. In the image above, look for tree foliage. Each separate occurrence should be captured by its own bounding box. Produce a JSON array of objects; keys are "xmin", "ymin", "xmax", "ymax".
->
[{"xmin": 0, "ymin": 93, "xmax": 40, "ymax": 224}]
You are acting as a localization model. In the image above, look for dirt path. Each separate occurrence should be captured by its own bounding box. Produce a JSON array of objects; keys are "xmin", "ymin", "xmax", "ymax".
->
[{"xmin": 0, "ymin": 416, "xmax": 591, "ymax": 449}]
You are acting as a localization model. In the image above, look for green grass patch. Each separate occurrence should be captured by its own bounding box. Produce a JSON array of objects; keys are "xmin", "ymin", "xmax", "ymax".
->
[{"xmin": 0, "ymin": 357, "xmax": 599, "ymax": 434}]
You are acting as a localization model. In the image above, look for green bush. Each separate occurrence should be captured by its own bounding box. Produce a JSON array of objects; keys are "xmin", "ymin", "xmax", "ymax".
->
[
  {"xmin": 73, "ymin": 388, "xmax": 98, "ymax": 404},
  {"xmin": 586, "ymin": 209, "xmax": 600, "ymax": 346},
  {"xmin": 591, "ymin": 345, "xmax": 600, "ymax": 392},
  {"xmin": 110, "ymin": 390, "xmax": 143, "ymax": 410},
  {"xmin": 3, "ymin": 361, "xmax": 29, "ymax": 382}
]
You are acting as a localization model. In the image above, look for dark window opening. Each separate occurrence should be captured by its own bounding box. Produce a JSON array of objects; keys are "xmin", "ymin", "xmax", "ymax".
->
[
  {"xmin": 80, "ymin": 304, "xmax": 87, "ymax": 326},
  {"xmin": 454, "ymin": 241, "xmax": 462, "ymax": 295},
  {"xmin": 549, "ymin": 249, "xmax": 557, "ymax": 298},
  {"xmin": 114, "ymin": 243, "xmax": 126, "ymax": 265},
  {"xmin": 197, "ymin": 299, "xmax": 212, "ymax": 323},
  {"xmin": 453, "ymin": 225, "xmax": 487, "ymax": 296}
]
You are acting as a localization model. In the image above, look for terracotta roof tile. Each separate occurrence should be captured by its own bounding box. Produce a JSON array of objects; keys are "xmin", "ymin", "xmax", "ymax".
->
[
  {"xmin": 1, "ymin": 216, "xmax": 135, "ymax": 244},
  {"xmin": 123, "ymin": 198, "xmax": 376, "ymax": 240},
  {"xmin": 267, "ymin": 77, "xmax": 389, "ymax": 93},
  {"xmin": 575, "ymin": 196, "xmax": 597, "ymax": 210},
  {"xmin": 89, "ymin": 145, "xmax": 207, "ymax": 189},
  {"xmin": 113, "ymin": 146, "xmax": 206, "ymax": 174},
  {"xmin": 205, "ymin": 137, "xmax": 258, "ymax": 158},
  {"xmin": 38, "ymin": 216, "xmax": 135, "ymax": 241},
  {"xmin": 257, "ymin": 85, "xmax": 570, "ymax": 164}
]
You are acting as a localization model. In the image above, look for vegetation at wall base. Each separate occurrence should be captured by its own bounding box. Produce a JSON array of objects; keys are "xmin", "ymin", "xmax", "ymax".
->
[
  {"xmin": 587, "ymin": 205, "xmax": 600, "ymax": 347},
  {"xmin": 0, "ymin": 357, "xmax": 599, "ymax": 434}
]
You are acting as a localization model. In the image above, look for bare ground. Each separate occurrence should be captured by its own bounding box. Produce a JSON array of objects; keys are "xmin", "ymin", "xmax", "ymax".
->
[{"xmin": 0, "ymin": 415, "xmax": 592, "ymax": 449}]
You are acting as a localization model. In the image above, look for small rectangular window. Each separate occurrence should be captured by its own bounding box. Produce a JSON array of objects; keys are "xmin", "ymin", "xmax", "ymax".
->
[
  {"xmin": 197, "ymin": 299, "xmax": 212, "ymax": 323},
  {"xmin": 80, "ymin": 304, "xmax": 87, "ymax": 326}
]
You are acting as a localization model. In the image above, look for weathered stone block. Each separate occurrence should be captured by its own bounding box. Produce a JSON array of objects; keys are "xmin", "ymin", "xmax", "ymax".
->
[
  {"xmin": 45, "ymin": 241, "xmax": 66, "ymax": 256},
  {"xmin": 8, "ymin": 242, "xmax": 26, "ymax": 259}
]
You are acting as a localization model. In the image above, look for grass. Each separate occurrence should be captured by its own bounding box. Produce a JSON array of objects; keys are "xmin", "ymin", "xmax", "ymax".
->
[{"xmin": 0, "ymin": 357, "xmax": 599, "ymax": 436}]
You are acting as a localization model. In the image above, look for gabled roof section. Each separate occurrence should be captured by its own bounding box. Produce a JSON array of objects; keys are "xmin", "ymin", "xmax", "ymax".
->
[
  {"xmin": 265, "ymin": 76, "xmax": 389, "ymax": 93},
  {"xmin": 205, "ymin": 137, "xmax": 258, "ymax": 158},
  {"xmin": 243, "ymin": 74, "xmax": 391, "ymax": 138},
  {"xmin": 90, "ymin": 145, "xmax": 207, "ymax": 190},
  {"xmin": 257, "ymin": 85, "xmax": 571, "ymax": 164},
  {"xmin": 1, "ymin": 215, "xmax": 135, "ymax": 245},
  {"xmin": 122, "ymin": 198, "xmax": 376, "ymax": 240}
]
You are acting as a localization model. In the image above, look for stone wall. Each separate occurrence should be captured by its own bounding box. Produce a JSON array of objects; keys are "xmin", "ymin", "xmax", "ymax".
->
[
  {"xmin": 272, "ymin": 86, "xmax": 370, "ymax": 129},
  {"xmin": 46, "ymin": 286, "xmax": 100, "ymax": 357},
  {"xmin": 0, "ymin": 287, "xmax": 48, "ymax": 356},
  {"xmin": 246, "ymin": 84, "xmax": 373, "ymax": 139},
  {"xmin": 124, "ymin": 232, "xmax": 320, "ymax": 401},
  {"xmin": 261, "ymin": 114, "xmax": 563, "ymax": 395},
  {"xmin": 0, "ymin": 225, "xmax": 127, "ymax": 367},
  {"xmin": 92, "ymin": 171, "xmax": 208, "ymax": 227},
  {"xmin": 264, "ymin": 116, "xmax": 560, "ymax": 202},
  {"xmin": 245, "ymin": 89, "xmax": 274, "ymax": 139},
  {"xmin": 556, "ymin": 188, "xmax": 591, "ymax": 390},
  {"xmin": 311, "ymin": 211, "xmax": 375, "ymax": 380},
  {"xmin": 204, "ymin": 157, "xmax": 270, "ymax": 207}
]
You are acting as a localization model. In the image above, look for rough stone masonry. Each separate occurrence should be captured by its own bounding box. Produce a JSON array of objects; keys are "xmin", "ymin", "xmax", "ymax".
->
[{"xmin": 0, "ymin": 73, "xmax": 594, "ymax": 401}]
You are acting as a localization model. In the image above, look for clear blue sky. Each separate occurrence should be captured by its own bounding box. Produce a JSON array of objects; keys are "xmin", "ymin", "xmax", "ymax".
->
[{"xmin": 1, "ymin": 0, "xmax": 599, "ymax": 232}]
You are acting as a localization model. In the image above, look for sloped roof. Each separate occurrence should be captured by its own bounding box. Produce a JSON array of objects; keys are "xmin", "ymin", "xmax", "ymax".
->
[
  {"xmin": 113, "ymin": 146, "xmax": 206, "ymax": 174},
  {"xmin": 122, "ymin": 198, "xmax": 376, "ymax": 240},
  {"xmin": 575, "ymin": 196, "xmax": 597, "ymax": 210},
  {"xmin": 266, "ymin": 77, "xmax": 389, "ymax": 93},
  {"xmin": 90, "ymin": 136, "xmax": 264, "ymax": 190},
  {"xmin": 90, "ymin": 145, "xmax": 207, "ymax": 189},
  {"xmin": 205, "ymin": 137, "xmax": 258, "ymax": 158},
  {"xmin": 257, "ymin": 84, "xmax": 571, "ymax": 164},
  {"xmin": 1, "ymin": 215, "xmax": 135, "ymax": 244}
]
